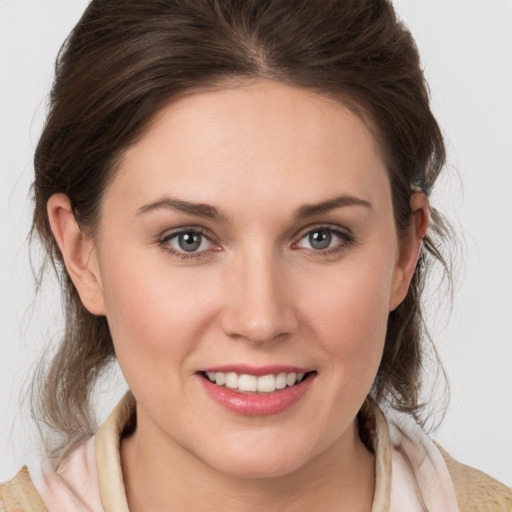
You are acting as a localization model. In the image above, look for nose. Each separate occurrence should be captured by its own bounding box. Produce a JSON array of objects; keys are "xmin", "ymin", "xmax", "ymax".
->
[{"xmin": 220, "ymin": 248, "xmax": 298, "ymax": 344}]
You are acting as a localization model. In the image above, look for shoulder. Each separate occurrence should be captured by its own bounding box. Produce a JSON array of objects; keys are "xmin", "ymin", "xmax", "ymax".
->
[
  {"xmin": 438, "ymin": 445, "xmax": 512, "ymax": 512},
  {"xmin": 0, "ymin": 467, "xmax": 47, "ymax": 512}
]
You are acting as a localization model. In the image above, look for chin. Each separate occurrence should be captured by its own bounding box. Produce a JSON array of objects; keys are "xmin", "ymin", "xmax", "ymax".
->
[
  {"xmin": 207, "ymin": 452, "xmax": 307, "ymax": 480},
  {"xmin": 196, "ymin": 429, "xmax": 325, "ymax": 480}
]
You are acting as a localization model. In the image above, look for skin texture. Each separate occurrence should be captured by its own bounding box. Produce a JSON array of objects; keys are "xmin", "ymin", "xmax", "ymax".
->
[{"xmin": 48, "ymin": 80, "xmax": 428, "ymax": 511}]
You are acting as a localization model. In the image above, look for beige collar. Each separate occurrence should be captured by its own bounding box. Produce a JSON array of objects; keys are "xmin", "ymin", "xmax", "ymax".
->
[{"xmin": 94, "ymin": 393, "xmax": 135, "ymax": 512}]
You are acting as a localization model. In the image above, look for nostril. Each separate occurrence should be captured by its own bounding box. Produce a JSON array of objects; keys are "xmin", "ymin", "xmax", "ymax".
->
[{"xmin": 220, "ymin": 301, "xmax": 299, "ymax": 344}]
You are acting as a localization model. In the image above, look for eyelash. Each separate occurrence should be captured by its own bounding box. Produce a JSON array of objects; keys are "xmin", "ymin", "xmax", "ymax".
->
[
  {"xmin": 158, "ymin": 227, "xmax": 218, "ymax": 261},
  {"xmin": 158, "ymin": 225, "xmax": 354, "ymax": 260},
  {"xmin": 293, "ymin": 225, "xmax": 355, "ymax": 257}
]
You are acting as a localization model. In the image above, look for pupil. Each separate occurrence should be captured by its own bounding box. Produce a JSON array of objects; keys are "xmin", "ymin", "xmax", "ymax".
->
[
  {"xmin": 309, "ymin": 230, "xmax": 331, "ymax": 250},
  {"xmin": 178, "ymin": 232, "xmax": 201, "ymax": 252}
]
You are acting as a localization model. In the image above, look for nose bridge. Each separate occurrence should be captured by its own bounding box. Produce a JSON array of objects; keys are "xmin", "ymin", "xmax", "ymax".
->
[{"xmin": 221, "ymin": 243, "xmax": 297, "ymax": 343}]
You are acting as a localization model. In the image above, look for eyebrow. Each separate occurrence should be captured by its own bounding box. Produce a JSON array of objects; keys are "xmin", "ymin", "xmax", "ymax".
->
[
  {"xmin": 136, "ymin": 194, "xmax": 371, "ymax": 222},
  {"xmin": 136, "ymin": 197, "xmax": 230, "ymax": 223},
  {"xmin": 293, "ymin": 195, "xmax": 372, "ymax": 220}
]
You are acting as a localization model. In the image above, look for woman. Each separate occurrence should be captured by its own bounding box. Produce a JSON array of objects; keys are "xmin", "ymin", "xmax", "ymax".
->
[{"xmin": 1, "ymin": 0, "xmax": 510, "ymax": 510}]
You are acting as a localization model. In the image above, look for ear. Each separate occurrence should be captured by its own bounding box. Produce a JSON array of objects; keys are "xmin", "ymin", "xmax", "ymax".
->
[
  {"xmin": 388, "ymin": 192, "xmax": 429, "ymax": 311},
  {"xmin": 47, "ymin": 193, "xmax": 106, "ymax": 315}
]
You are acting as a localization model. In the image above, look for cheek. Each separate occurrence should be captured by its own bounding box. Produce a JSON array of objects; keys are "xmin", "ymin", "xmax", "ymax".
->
[
  {"xmin": 297, "ymin": 253, "xmax": 395, "ymax": 385},
  {"xmin": 318, "ymin": 296, "xmax": 387, "ymax": 389},
  {"xmin": 304, "ymin": 261, "xmax": 392, "ymax": 340},
  {"xmin": 97, "ymin": 248, "xmax": 220, "ymax": 377}
]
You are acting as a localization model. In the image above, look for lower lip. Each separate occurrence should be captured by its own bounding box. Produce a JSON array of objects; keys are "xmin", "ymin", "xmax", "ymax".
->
[{"xmin": 199, "ymin": 374, "xmax": 315, "ymax": 416}]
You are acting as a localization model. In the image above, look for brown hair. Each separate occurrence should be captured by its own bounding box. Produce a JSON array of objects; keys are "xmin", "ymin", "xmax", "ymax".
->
[{"xmin": 32, "ymin": 0, "xmax": 451, "ymax": 450}]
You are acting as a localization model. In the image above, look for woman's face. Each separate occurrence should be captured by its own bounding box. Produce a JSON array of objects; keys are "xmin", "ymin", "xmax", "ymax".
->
[{"xmin": 83, "ymin": 81, "xmax": 418, "ymax": 477}]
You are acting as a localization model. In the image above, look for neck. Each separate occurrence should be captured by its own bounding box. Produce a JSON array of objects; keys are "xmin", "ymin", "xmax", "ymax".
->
[{"xmin": 121, "ymin": 408, "xmax": 375, "ymax": 512}]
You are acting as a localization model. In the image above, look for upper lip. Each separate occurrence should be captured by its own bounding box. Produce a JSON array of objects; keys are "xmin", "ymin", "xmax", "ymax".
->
[{"xmin": 198, "ymin": 364, "xmax": 313, "ymax": 376}]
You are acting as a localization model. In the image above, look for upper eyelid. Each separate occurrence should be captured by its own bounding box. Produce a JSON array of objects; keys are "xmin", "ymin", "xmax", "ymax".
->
[
  {"xmin": 159, "ymin": 226, "xmax": 214, "ymax": 242},
  {"xmin": 293, "ymin": 223, "xmax": 352, "ymax": 241}
]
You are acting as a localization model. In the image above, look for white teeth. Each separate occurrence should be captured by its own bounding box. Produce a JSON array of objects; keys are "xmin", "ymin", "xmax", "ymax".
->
[
  {"xmin": 286, "ymin": 372, "xmax": 297, "ymax": 386},
  {"xmin": 205, "ymin": 370, "xmax": 309, "ymax": 393},
  {"xmin": 238, "ymin": 374, "xmax": 257, "ymax": 392},
  {"xmin": 275, "ymin": 372, "xmax": 287, "ymax": 389},
  {"xmin": 257, "ymin": 374, "xmax": 276, "ymax": 392},
  {"xmin": 225, "ymin": 372, "xmax": 239, "ymax": 389}
]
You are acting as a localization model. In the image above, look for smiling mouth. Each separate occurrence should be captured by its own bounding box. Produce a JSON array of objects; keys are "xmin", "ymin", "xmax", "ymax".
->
[{"xmin": 201, "ymin": 371, "xmax": 315, "ymax": 394}]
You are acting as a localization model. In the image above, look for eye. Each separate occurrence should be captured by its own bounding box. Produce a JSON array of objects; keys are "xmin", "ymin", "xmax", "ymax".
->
[
  {"xmin": 294, "ymin": 227, "xmax": 351, "ymax": 252},
  {"xmin": 163, "ymin": 230, "xmax": 214, "ymax": 254}
]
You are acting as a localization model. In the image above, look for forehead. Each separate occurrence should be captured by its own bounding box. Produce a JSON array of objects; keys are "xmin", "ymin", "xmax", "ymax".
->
[{"xmin": 108, "ymin": 80, "xmax": 390, "ymax": 215}]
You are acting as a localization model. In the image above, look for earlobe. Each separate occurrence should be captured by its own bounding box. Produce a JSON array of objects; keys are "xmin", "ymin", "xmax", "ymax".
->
[
  {"xmin": 389, "ymin": 192, "xmax": 429, "ymax": 311},
  {"xmin": 47, "ymin": 193, "xmax": 106, "ymax": 315}
]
